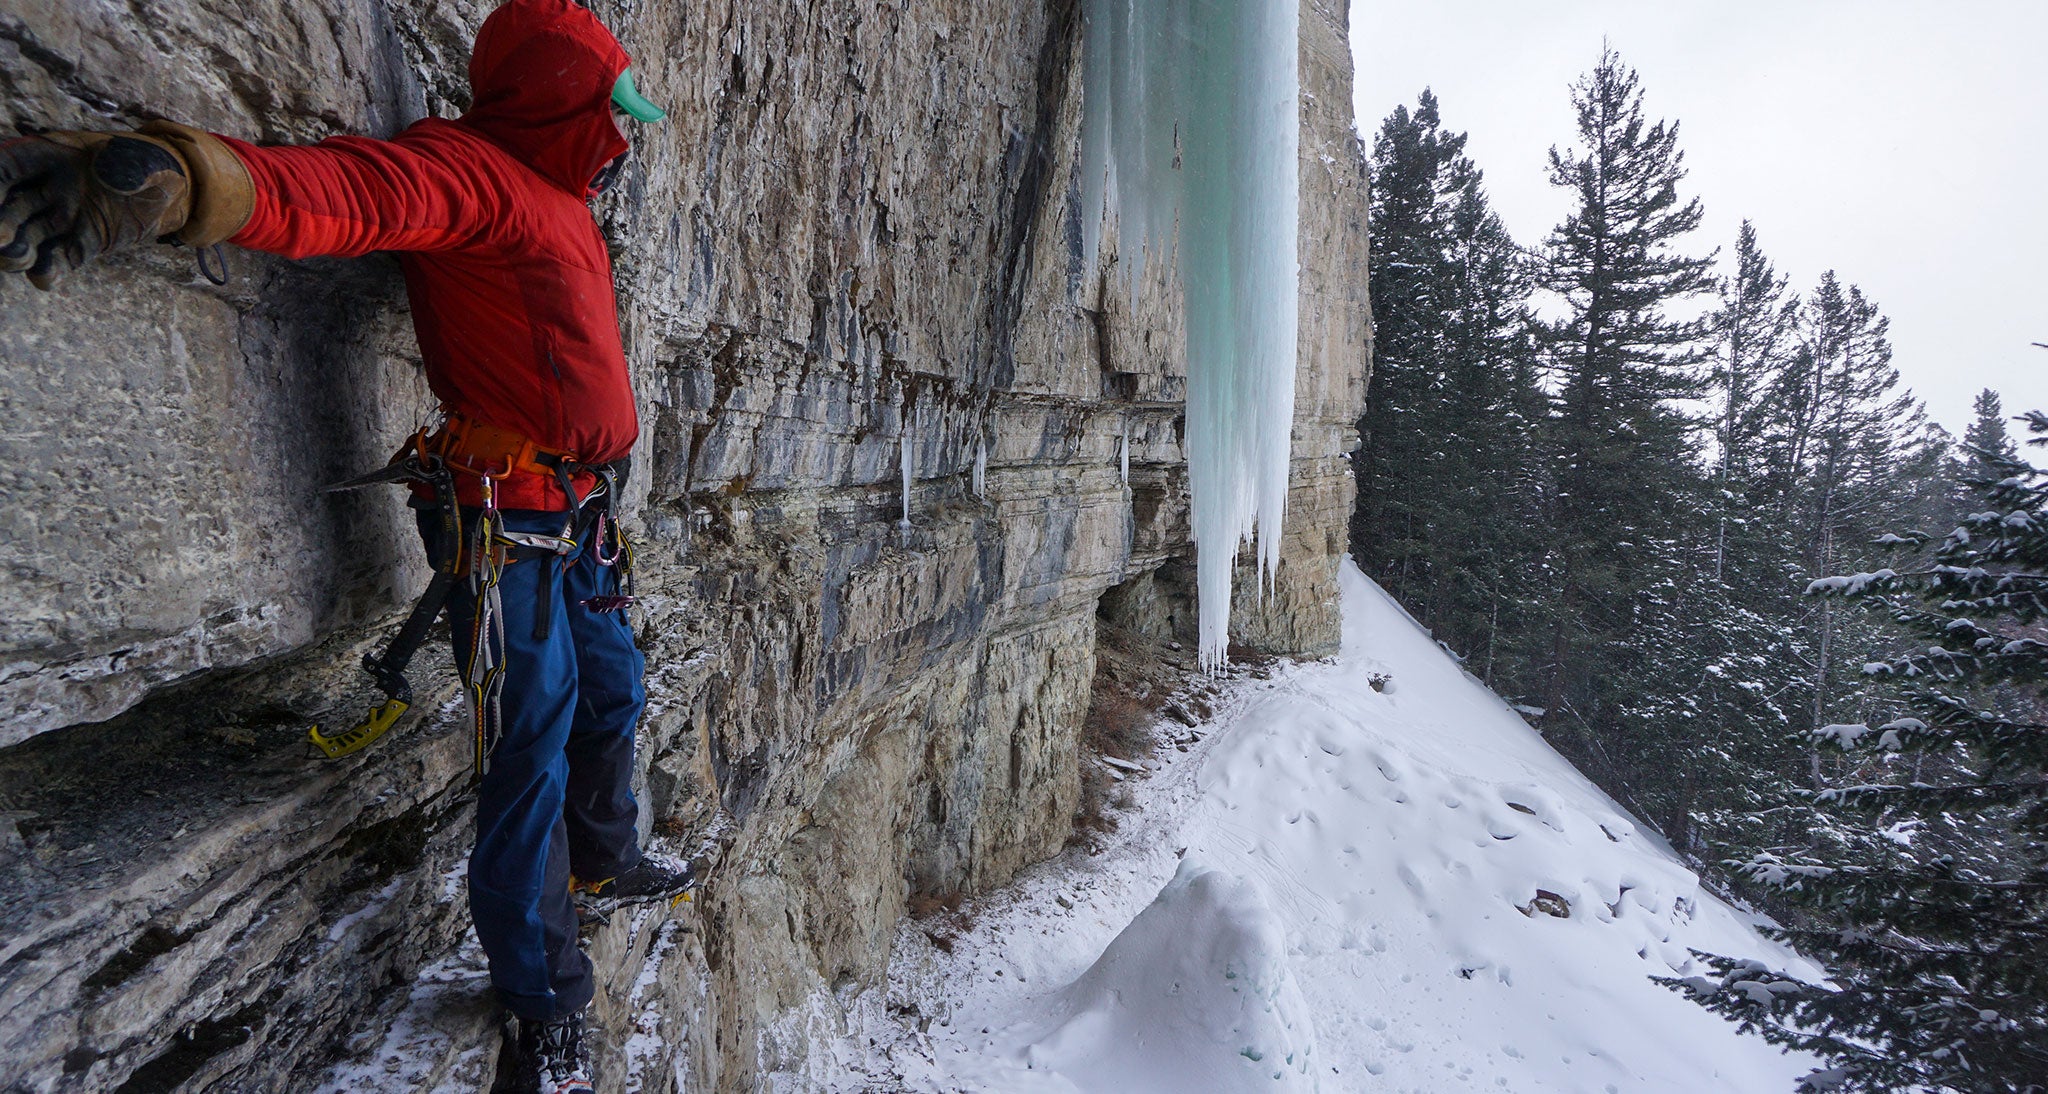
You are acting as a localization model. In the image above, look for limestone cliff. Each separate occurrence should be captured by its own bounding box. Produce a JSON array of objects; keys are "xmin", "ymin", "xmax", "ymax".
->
[{"xmin": 0, "ymin": 0, "xmax": 1368, "ymax": 1089}]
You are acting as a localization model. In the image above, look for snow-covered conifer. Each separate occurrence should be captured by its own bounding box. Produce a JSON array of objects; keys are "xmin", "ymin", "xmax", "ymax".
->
[
  {"xmin": 1672, "ymin": 411, "xmax": 2048, "ymax": 1091},
  {"xmin": 1353, "ymin": 91, "xmax": 1549, "ymax": 689}
]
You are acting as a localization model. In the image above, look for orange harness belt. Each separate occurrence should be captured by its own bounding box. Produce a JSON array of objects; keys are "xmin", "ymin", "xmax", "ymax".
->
[{"xmin": 421, "ymin": 414, "xmax": 580, "ymax": 485}]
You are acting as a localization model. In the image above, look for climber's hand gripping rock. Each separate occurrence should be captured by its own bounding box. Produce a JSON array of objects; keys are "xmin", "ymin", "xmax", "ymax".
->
[{"xmin": 0, "ymin": 121, "xmax": 253, "ymax": 289}]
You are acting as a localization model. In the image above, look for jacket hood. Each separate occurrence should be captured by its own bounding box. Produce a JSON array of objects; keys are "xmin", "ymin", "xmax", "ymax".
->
[{"xmin": 463, "ymin": 0, "xmax": 632, "ymax": 198}]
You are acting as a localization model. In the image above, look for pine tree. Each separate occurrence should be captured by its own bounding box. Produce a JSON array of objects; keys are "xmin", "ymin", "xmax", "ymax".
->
[
  {"xmin": 1709, "ymin": 221, "xmax": 1799, "ymax": 583},
  {"xmin": 1671, "ymin": 411, "xmax": 2048, "ymax": 1093},
  {"xmin": 1352, "ymin": 92, "xmax": 1549, "ymax": 688},
  {"xmin": 1353, "ymin": 91, "xmax": 1465, "ymax": 597},
  {"xmin": 1964, "ymin": 389, "xmax": 2020, "ymax": 480},
  {"xmin": 1714, "ymin": 225, "xmax": 1796, "ymax": 484},
  {"xmin": 1895, "ymin": 421, "xmax": 1971, "ymax": 557},
  {"xmin": 1760, "ymin": 274, "xmax": 1929, "ymax": 795},
  {"xmin": 1671, "ymin": 222, "xmax": 1809, "ymax": 856},
  {"xmin": 1532, "ymin": 45, "xmax": 1716, "ymax": 783}
]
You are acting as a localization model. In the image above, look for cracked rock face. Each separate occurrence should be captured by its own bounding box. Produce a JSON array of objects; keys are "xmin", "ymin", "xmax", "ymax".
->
[{"xmin": 0, "ymin": 1, "xmax": 1368, "ymax": 1090}]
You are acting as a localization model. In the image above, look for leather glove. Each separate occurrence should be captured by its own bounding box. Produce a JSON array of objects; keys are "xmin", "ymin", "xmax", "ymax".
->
[{"xmin": 0, "ymin": 121, "xmax": 252, "ymax": 290}]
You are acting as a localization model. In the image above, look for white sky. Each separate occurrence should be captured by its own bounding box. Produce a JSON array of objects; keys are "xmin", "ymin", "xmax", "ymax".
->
[{"xmin": 1348, "ymin": 0, "xmax": 2048, "ymax": 436}]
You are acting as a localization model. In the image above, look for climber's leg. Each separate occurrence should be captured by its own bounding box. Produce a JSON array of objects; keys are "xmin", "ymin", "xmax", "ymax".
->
[
  {"xmin": 431, "ymin": 509, "xmax": 594, "ymax": 1022},
  {"xmin": 561, "ymin": 527, "xmax": 646, "ymax": 882}
]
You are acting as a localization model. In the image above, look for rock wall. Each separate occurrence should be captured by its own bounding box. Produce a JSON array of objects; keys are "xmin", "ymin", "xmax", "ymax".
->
[{"xmin": 0, "ymin": 0, "xmax": 1368, "ymax": 1090}]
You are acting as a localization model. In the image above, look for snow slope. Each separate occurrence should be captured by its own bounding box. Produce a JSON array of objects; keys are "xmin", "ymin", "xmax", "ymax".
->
[{"xmin": 858, "ymin": 561, "xmax": 1818, "ymax": 1093}]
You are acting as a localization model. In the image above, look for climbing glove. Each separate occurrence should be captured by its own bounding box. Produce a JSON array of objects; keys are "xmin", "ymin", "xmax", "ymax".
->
[{"xmin": 0, "ymin": 121, "xmax": 253, "ymax": 290}]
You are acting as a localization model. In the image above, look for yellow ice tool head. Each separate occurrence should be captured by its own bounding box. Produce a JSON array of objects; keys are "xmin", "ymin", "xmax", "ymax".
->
[{"xmin": 308, "ymin": 698, "xmax": 409, "ymax": 760}]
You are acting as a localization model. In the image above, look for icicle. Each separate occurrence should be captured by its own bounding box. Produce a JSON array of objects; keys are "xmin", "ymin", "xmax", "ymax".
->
[
  {"xmin": 1119, "ymin": 424, "xmax": 1130, "ymax": 486},
  {"xmin": 1081, "ymin": 0, "xmax": 1300, "ymax": 671},
  {"xmin": 973, "ymin": 436, "xmax": 987, "ymax": 498}
]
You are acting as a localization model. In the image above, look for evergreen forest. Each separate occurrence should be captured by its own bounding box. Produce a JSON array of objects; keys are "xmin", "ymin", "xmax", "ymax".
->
[{"xmin": 1351, "ymin": 48, "xmax": 2046, "ymax": 1093}]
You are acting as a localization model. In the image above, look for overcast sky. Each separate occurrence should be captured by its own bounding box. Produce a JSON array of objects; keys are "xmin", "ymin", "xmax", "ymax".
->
[{"xmin": 1348, "ymin": 0, "xmax": 2048, "ymax": 437}]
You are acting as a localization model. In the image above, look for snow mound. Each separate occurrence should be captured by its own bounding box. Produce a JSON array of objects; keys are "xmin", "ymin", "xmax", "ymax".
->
[{"xmin": 1018, "ymin": 860, "xmax": 1317, "ymax": 1092}]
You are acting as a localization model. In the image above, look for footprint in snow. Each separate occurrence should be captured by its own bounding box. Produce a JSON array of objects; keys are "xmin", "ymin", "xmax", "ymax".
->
[{"xmin": 1396, "ymin": 864, "xmax": 1427, "ymax": 896}]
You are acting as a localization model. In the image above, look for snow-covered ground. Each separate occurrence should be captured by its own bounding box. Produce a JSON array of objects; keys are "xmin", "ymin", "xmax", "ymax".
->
[{"xmin": 849, "ymin": 561, "xmax": 1819, "ymax": 1092}]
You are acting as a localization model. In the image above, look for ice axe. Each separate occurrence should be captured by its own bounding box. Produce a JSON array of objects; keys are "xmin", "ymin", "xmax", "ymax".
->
[
  {"xmin": 309, "ymin": 569, "xmax": 457, "ymax": 760},
  {"xmin": 309, "ymin": 449, "xmax": 464, "ymax": 760}
]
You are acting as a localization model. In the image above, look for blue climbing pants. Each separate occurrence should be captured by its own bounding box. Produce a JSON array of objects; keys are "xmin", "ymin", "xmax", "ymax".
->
[{"xmin": 423, "ymin": 508, "xmax": 646, "ymax": 1022}]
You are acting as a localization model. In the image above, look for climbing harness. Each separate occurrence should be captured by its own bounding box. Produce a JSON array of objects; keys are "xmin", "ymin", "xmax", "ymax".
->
[{"xmin": 309, "ymin": 417, "xmax": 634, "ymax": 772}]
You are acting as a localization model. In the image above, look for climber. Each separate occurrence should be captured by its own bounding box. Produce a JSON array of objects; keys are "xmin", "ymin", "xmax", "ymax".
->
[{"xmin": 0, "ymin": 2, "xmax": 688, "ymax": 1091}]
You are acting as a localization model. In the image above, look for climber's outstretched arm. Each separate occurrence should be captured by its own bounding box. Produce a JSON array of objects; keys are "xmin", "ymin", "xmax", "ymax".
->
[
  {"xmin": 0, "ymin": 121, "xmax": 513, "ymax": 287},
  {"xmin": 214, "ymin": 131, "xmax": 516, "ymax": 260}
]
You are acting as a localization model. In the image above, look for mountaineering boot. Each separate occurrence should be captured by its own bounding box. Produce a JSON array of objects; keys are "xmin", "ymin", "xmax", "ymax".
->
[
  {"xmin": 572, "ymin": 850, "xmax": 696, "ymax": 921},
  {"xmin": 515, "ymin": 1011, "xmax": 594, "ymax": 1094},
  {"xmin": 600, "ymin": 850, "xmax": 696, "ymax": 901}
]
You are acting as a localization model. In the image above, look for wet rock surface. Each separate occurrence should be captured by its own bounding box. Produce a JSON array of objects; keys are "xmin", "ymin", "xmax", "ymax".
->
[{"xmin": 0, "ymin": 1, "xmax": 1368, "ymax": 1090}]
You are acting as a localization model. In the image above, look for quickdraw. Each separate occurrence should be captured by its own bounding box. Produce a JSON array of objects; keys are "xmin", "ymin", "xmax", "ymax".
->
[
  {"xmin": 464, "ymin": 471, "xmax": 511, "ymax": 774},
  {"xmin": 581, "ymin": 509, "xmax": 636, "ymax": 614}
]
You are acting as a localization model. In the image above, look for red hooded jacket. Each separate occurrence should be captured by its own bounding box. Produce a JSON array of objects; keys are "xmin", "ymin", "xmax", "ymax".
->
[{"xmin": 221, "ymin": 0, "xmax": 638, "ymax": 510}]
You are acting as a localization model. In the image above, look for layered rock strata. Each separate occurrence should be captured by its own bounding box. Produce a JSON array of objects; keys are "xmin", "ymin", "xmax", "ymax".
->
[{"xmin": 0, "ymin": 0, "xmax": 1369, "ymax": 1089}]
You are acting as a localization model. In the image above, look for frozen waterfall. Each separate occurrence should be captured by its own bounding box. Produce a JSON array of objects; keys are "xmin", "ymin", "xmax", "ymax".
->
[{"xmin": 1081, "ymin": 0, "xmax": 1300, "ymax": 670}]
